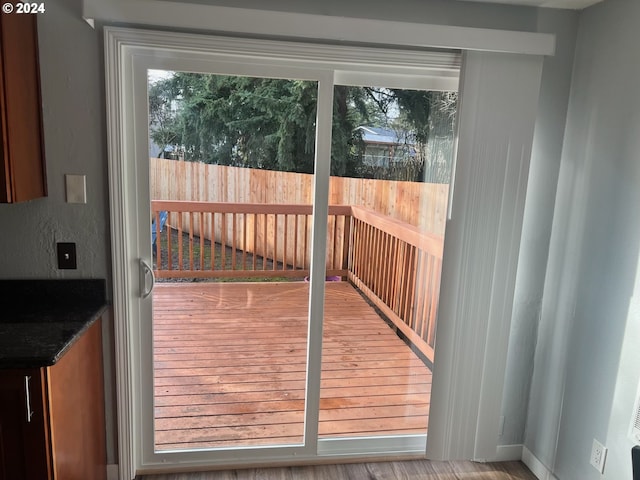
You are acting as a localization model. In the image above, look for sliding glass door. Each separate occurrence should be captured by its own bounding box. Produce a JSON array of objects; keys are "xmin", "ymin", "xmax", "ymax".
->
[
  {"xmin": 318, "ymin": 84, "xmax": 456, "ymax": 453},
  {"xmin": 148, "ymin": 71, "xmax": 321, "ymax": 451},
  {"xmin": 118, "ymin": 32, "xmax": 459, "ymax": 472},
  {"xmin": 133, "ymin": 58, "xmax": 337, "ymax": 466}
]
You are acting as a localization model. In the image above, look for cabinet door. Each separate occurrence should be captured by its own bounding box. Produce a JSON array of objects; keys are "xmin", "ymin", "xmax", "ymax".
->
[
  {"xmin": 0, "ymin": 4, "xmax": 47, "ymax": 203},
  {"xmin": 48, "ymin": 320, "xmax": 106, "ymax": 480},
  {"xmin": 0, "ymin": 369, "xmax": 51, "ymax": 480}
]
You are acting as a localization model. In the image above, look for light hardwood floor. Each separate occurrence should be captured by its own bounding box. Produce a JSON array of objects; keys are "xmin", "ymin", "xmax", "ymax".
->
[{"xmin": 140, "ymin": 459, "xmax": 536, "ymax": 479}]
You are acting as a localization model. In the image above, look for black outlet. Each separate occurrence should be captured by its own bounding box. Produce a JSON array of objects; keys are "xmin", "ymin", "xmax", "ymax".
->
[{"xmin": 57, "ymin": 243, "xmax": 77, "ymax": 269}]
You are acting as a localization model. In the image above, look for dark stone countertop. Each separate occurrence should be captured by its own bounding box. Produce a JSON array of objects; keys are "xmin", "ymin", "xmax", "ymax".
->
[{"xmin": 0, "ymin": 279, "xmax": 108, "ymax": 369}]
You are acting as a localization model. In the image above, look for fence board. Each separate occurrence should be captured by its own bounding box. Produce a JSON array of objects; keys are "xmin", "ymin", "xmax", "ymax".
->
[{"xmin": 151, "ymin": 158, "xmax": 448, "ymax": 235}]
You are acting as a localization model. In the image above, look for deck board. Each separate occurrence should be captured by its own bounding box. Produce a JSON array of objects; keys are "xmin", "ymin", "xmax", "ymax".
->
[{"xmin": 153, "ymin": 281, "xmax": 431, "ymax": 451}]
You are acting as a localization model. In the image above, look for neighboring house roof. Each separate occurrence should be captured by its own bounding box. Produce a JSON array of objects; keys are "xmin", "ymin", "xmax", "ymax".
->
[
  {"xmin": 149, "ymin": 141, "xmax": 163, "ymax": 158},
  {"xmin": 356, "ymin": 126, "xmax": 413, "ymax": 146},
  {"xmin": 149, "ymin": 141, "xmax": 176, "ymax": 158}
]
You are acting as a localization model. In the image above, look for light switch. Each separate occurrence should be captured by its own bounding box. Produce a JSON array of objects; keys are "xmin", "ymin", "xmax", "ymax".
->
[{"xmin": 65, "ymin": 174, "xmax": 86, "ymax": 204}]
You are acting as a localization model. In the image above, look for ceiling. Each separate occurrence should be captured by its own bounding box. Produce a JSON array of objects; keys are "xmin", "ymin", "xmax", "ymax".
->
[{"xmin": 461, "ymin": 0, "xmax": 604, "ymax": 9}]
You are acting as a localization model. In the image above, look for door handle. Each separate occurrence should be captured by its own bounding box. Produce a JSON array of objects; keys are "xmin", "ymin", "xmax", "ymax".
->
[
  {"xmin": 139, "ymin": 259, "xmax": 156, "ymax": 299},
  {"xmin": 24, "ymin": 375, "xmax": 34, "ymax": 423}
]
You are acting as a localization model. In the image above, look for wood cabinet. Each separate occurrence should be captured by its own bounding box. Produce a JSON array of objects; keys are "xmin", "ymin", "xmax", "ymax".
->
[
  {"xmin": 0, "ymin": 320, "xmax": 106, "ymax": 480},
  {"xmin": 0, "ymin": 4, "xmax": 47, "ymax": 203},
  {"xmin": 0, "ymin": 369, "xmax": 51, "ymax": 479}
]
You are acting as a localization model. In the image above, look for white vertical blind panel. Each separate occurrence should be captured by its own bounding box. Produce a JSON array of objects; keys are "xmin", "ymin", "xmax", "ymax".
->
[{"xmin": 427, "ymin": 50, "xmax": 544, "ymax": 461}]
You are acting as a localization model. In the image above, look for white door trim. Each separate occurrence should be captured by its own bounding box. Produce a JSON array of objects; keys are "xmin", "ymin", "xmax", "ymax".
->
[
  {"xmin": 104, "ymin": 27, "xmax": 544, "ymax": 478},
  {"xmin": 105, "ymin": 27, "xmax": 463, "ymax": 478}
]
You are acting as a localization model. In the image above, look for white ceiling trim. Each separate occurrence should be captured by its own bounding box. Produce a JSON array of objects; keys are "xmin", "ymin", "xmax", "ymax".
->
[
  {"xmin": 462, "ymin": 0, "xmax": 603, "ymax": 9},
  {"xmin": 83, "ymin": 0, "xmax": 555, "ymax": 56}
]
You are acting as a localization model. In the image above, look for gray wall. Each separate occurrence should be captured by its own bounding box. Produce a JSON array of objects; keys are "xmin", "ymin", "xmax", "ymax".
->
[
  {"xmin": 0, "ymin": 0, "xmax": 584, "ymax": 472},
  {"xmin": 525, "ymin": 0, "xmax": 640, "ymax": 479},
  {"xmin": 0, "ymin": 0, "xmax": 110, "ymax": 282},
  {"xmin": 499, "ymin": 9, "xmax": 578, "ymax": 447},
  {"xmin": 174, "ymin": 0, "xmax": 542, "ymax": 31}
]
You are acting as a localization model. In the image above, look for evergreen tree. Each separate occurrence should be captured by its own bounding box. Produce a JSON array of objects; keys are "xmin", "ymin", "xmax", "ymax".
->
[{"xmin": 148, "ymin": 72, "xmax": 457, "ymax": 182}]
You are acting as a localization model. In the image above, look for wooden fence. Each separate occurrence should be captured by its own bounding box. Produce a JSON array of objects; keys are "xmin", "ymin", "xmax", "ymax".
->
[{"xmin": 150, "ymin": 158, "xmax": 449, "ymax": 235}]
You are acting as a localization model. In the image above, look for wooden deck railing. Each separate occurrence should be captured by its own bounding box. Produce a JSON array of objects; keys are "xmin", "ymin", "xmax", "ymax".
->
[
  {"xmin": 151, "ymin": 200, "xmax": 442, "ymax": 362},
  {"xmin": 348, "ymin": 206, "xmax": 442, "ymax": 362},
  {"xmin": 152, "ymin": 200, "xmax": 351, "ymax": 279}
]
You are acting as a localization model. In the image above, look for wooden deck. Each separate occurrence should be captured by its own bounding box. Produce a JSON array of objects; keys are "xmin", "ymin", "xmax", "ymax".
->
[{"xmin": 153, "ymin": 281, "xmax": 431, "ymax": 451}]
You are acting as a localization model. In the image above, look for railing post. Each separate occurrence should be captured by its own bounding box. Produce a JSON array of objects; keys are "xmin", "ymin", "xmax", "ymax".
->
[{"xmin": 343, "ymin": 213, "xmax": 352, "ymax": 273}]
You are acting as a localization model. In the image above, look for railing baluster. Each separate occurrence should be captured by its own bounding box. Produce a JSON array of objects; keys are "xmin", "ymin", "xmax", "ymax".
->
[
  {"xmin": 342, "ymin": 215, "xmax": 351, "ymax": 273},
  {"xmin": 403, "ymin": 242, "xmax": 414, "ymax": 321},
  {"xmin": 374, "ymin": 227, "xmax": 383, "ymax": 295},
  {"xmin": 273, "ymin": 214, "xmax": 278, "ymax": 271},
  {"xmin": 199, "ymin": 212, "xmax": 204, "ymax": 271},
  {"xmin": 253, "ymin": 213, "xmax": 258, "ymax": 271},
  {"xmin": 368, "ymin": 223, "xmax": 376, "ymax": 287},
  {"xmin": 427, "ymin": 258, "xmax": 441, "ymax": 347},
  {"xmin": 303, "ymin": 215, "xmax": 309, "ymax": 270},
  {"xmin": 407, "ymin": 245, "xmax": 418, "ymax": 329},
  {"xmin": 361, "ymin": 220, "xmax": 365, "ymax": 275},
  {"xmin": 177, "ymin": 212, "xmax": 183, "ymax": 271},
  {"xmin": 391, "ymin": 239, "xmax": 402, "ymax": 314},
  {"xmin": 421, "ymin": 253, "xmax": 433, "ymax": 341},
  {"xmin": 399, "ymin": 241, "xmax": 408, "ymax": 316},
  {"xmin": 263, "ymin": 214, "xmax": 268, "ymax": 271},
  {"xmin": 242, "ymin": 213, "xmax": 248, "ymax": 271},
  {"xmin": 210, "ymin": 212, "xmax": 216, "ymax": 270},
  {"xmin": 154, "ymin": 211, "xmax": 161, "ymax": 266},
  {"xmin": 353, "ymin": 220, "xmax": 362, "ymax": 277},
  {"xmin": 167, "ymin": 212, "xmax": 172, "ymax": 271},
  {"xmin": 387, "ymin": 235, "xmax": 396, "ymax": 306},
  {"xmin": 351, "ymin": 219, "xmax": 359, "ymax": 278},
  {"xmin": 381, "ymin": 231, "xmax": 390, "ymax": 305},
  {"xmin": 405, "ymin": 243, "xmax": 413, "ymax": 320},
  {"xmin": 283, "ymin": 214, "xmax": 288, "ymax": 271},
  {"xmin": 416, "ymin": 250, "xmax": 428, "ymax": 338},
  {"xmin": 370, "ymin": 226, "xmax": 378, "ymax": 292},
  {"xmin": 189, "ymin": 212, "xmax": 194, "ymax": 271},
  {"xmin": 423, "ymin": 255, "xmax": 433, "ymax": 343},
  {"xmin": 391, "ymin": 239, "xmax": 402, "ymax": 318},
  {"xmin": 360, "ymin": 222, "xmax": 368, "ymax": 285},
  {"xmin": 220, "ymin": 212, "xmax": 226, "ymax": 271},
  {"xmin": 332, "ymin": 215, "xmax": 340, "ymax": 271},
  {"xmin": 402, "ymin": 242, "xmax": 411, "ymax": 318},
  {"xmin": 293, "ymin": 215, "xmax": 299, "ymax": 270},
  {"xmin": 232, "ymin": 213, "xmax": 237, "ymax": 271},
  {"xmin": 354, "ymin": 220, "xmax": 364, "ymax": 277}
]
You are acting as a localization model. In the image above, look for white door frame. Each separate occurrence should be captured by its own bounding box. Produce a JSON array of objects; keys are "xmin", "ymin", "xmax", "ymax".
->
[{"xmin": 105, "ymin": 26, "xmax": 548, "ymax": 478}]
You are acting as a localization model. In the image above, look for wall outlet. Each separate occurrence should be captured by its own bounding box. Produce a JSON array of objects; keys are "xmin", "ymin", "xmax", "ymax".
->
[{"xmin": 590, "ymin": 438, "xmax": 607, "ymax": 474}]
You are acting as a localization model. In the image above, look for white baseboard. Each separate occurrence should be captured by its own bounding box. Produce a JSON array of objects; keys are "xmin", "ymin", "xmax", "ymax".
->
[
  {"xmin": 522, "ymin": 447, "xmax": 559, "ymax": 480},
  {"xmin": 107, "ymin": 464, "xmax": 119, "ymax": 480},
  {"xmin": 494, "ymin": 444, "xmax": 524, "ymax": 461}
]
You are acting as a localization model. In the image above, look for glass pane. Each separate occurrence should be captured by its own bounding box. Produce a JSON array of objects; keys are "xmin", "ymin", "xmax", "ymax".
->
[
  {"xmin": 148, "ymin": 70, "xmax": 318, "ymax": 451},
  {"xmin": 319, "ymin": 85, "xmax": 457, "ymax": 440}
]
